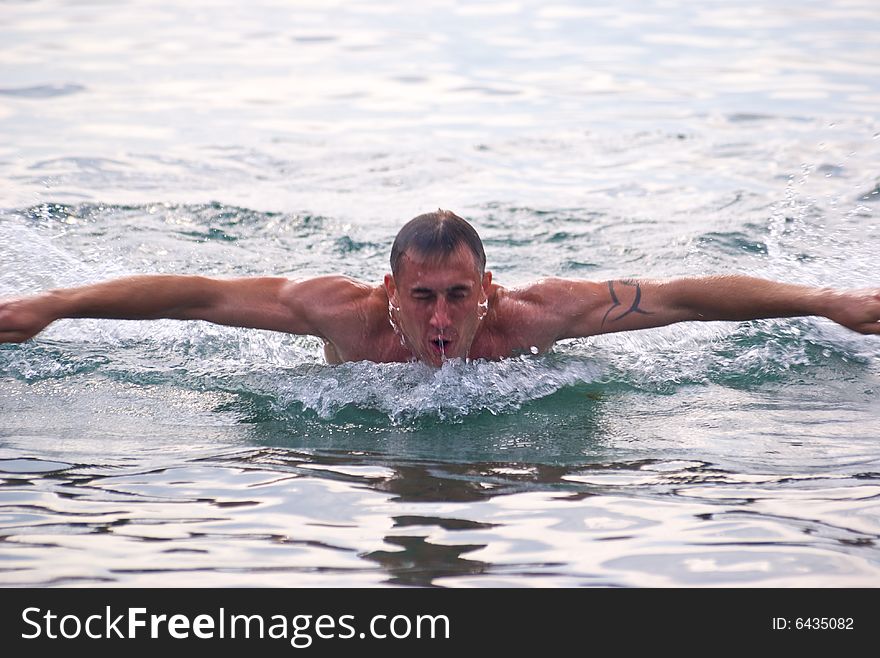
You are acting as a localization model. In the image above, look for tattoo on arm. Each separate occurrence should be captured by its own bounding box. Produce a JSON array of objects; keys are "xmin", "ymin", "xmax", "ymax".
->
[{"xmin": 601, "ymin": 279, "xmax": 653, "ymax": 327}]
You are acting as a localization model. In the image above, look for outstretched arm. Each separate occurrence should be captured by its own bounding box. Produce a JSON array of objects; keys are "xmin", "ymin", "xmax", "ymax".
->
[
  {"xmin": 0, "ymin": 274, "xmax": 366, "ymax": 343},
  {"xmin": 526, "ymin": 275, "xmax": 880, "ymax": 340}
]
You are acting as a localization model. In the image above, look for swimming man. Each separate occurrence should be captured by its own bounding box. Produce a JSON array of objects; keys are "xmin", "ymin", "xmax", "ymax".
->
[{"xmin": 1, "ymin": 210, "xmax": 878, "ymax": 366}]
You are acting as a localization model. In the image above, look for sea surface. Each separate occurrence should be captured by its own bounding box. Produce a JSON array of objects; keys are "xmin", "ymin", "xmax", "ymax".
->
[{"xmin": 1, "ymin": 0, "xmax": 879, "ymax": 587}]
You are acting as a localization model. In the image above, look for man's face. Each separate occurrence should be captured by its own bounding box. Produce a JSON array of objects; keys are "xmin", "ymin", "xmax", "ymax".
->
[{"xmin": 384, "ymin": 245, "xmax": 492, "ymax": 366}]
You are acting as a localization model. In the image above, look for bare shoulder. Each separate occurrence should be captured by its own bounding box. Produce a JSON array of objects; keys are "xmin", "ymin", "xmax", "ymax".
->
[
  {"xmin": 505, "ymin": 276, "xmax": 692, "ymax": 339},
  {"xmin": 506, "ymin": 277, "xmax": 605, "ymax": 307},
  {"xmin": 279, "ymin": 275, "xmax": 374, "ymax": 308},
  {"xmin": 497, "ymin": 277, "xmax": 605, "ymax": 319},
  {"xmin": 278, "ymin": 275, "xmax": 379, "ymax": 338},
  {"xmin": 488, "ymin": 277, "xmax": 606, "ymax": 347}
]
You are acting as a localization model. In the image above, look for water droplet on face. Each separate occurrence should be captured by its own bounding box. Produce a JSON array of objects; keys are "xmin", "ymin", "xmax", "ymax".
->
[{"xmin": 388, "ymin": 302, "xmax": 406, "ymax": 347}]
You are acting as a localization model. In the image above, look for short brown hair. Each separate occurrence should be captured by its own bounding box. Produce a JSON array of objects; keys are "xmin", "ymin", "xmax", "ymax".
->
[{"xmin": 390, "ymin": 210, "xmax": 486, "ymax": 276}]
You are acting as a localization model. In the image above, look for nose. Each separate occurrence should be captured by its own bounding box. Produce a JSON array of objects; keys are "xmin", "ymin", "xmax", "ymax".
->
[{"xmin": 429, "ymin": 298, "xmax": 451, "ymax": 331}]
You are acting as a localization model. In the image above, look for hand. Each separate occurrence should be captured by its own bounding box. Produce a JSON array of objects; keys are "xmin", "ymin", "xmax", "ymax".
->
[
  {"xmin": 0, "ymin": 296, "xmax": 57, "ymax": 343},
  {"xmin": 824, "ymin": 288, "xmax": 880, "ymax": 335}
]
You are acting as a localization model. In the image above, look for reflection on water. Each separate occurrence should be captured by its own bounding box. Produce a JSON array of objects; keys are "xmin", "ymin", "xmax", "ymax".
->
[
  {"xmin": 1, "ymin": 449, "xmax": 878, "ymax": 587},
  {"xmin": 364, "ymin": 536, "xmax": 490, "ymax": 588}
]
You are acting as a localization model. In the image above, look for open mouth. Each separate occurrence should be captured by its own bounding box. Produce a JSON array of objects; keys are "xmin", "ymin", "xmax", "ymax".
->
[{"xmin": 431, "ymin": 338, "xmax": 452, "ymax": 353}]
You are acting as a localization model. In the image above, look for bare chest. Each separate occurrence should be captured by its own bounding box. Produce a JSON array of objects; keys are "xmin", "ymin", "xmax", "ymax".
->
[
  {"xmin": 322, "ymin": 322, "xmax": 546, "ymax": 364},
  {"xmin": 322, "ymin": 326, "xmax": 411, "ymax": 364}
]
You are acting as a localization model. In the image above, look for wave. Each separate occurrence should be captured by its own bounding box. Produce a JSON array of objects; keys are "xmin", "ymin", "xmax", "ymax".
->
[{"xmin": 2, "ymin": 201, "xmax": 878, "ymax": 424}]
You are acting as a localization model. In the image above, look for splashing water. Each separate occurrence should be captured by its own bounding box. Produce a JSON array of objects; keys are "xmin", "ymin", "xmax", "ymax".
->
[
  {"xmin": 268, "ymin": 356, "xmax": 604, "ymax": 422},
  {"xmin": 387, "ymin": 301, "xmax": 406, "ymax": 349},
  {"xmin": 2, "ymin": 199, "xmax": 878, "ymax": 427}
]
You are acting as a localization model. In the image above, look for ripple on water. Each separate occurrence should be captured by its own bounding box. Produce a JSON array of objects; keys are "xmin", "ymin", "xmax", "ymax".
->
[{"xmin": 0, "ymin": 84, "xmax": 86, "ymax": 98}]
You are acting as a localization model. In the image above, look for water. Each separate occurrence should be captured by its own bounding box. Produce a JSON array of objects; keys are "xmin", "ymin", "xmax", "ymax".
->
[{"xmin": 1, "ymin": 0, "xmax": 879, "ymax": 587}]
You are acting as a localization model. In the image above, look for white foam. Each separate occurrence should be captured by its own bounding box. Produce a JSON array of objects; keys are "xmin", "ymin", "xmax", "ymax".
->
[{"xmin": 266, "ymin": 356, "xmax": 603, "ymax": 422}]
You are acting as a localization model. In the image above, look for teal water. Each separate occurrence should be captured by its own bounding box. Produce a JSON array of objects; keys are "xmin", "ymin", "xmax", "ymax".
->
[{"xmin": 1, "ymin": 0, "xmax": 879, "ymax": 587}]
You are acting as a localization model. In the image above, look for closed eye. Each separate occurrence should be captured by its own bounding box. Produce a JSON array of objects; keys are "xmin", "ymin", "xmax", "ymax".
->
[{"xmin": 410, "ymin": 286, "xmax": 472, "ymax": 300}]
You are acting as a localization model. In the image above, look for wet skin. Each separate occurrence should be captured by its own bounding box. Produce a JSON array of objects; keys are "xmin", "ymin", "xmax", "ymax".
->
[
  {"xmin": 318, "ymin": 247, "xmax": 563, "ymax": 365},
  {"xmin": 2, "ymin": 249, "xmax": 879, "ymax": 363},
  {"xmin": 383, "ymin": 248, "xmax": 492, "ymax": 367},
  {"xmin": 308, "ymin": 266, "xmax": 880, "ymax": 365}
]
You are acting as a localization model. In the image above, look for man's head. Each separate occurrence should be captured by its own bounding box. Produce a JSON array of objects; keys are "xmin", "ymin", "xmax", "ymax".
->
[
  {"xmin": 389, "ymin": 209, "xmax": 486, "ymax": 278},
  {"xmin": 384, "ymin": 210, "xmax": 492, "ymax": 365}
]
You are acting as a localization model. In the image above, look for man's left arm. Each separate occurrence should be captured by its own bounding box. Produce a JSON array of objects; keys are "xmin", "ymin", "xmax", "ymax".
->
[{"xmin": 540, "ymin": 275, "xmax": 880, "ymax": 339}]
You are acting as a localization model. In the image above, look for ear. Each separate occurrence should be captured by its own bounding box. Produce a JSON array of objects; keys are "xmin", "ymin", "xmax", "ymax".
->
[
  {"xmin": 481, "ymin": 270, "xmax": 492, "ymax": 298},
  {"xmin": 384, "ymin": 273, "xmax": 398, "ymax": 304}
]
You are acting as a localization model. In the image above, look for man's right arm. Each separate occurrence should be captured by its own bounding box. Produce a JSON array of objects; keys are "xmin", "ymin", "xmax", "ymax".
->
[{"xmin": 0, "ymin": 274, "xmax": 363, "ymax": 343}]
